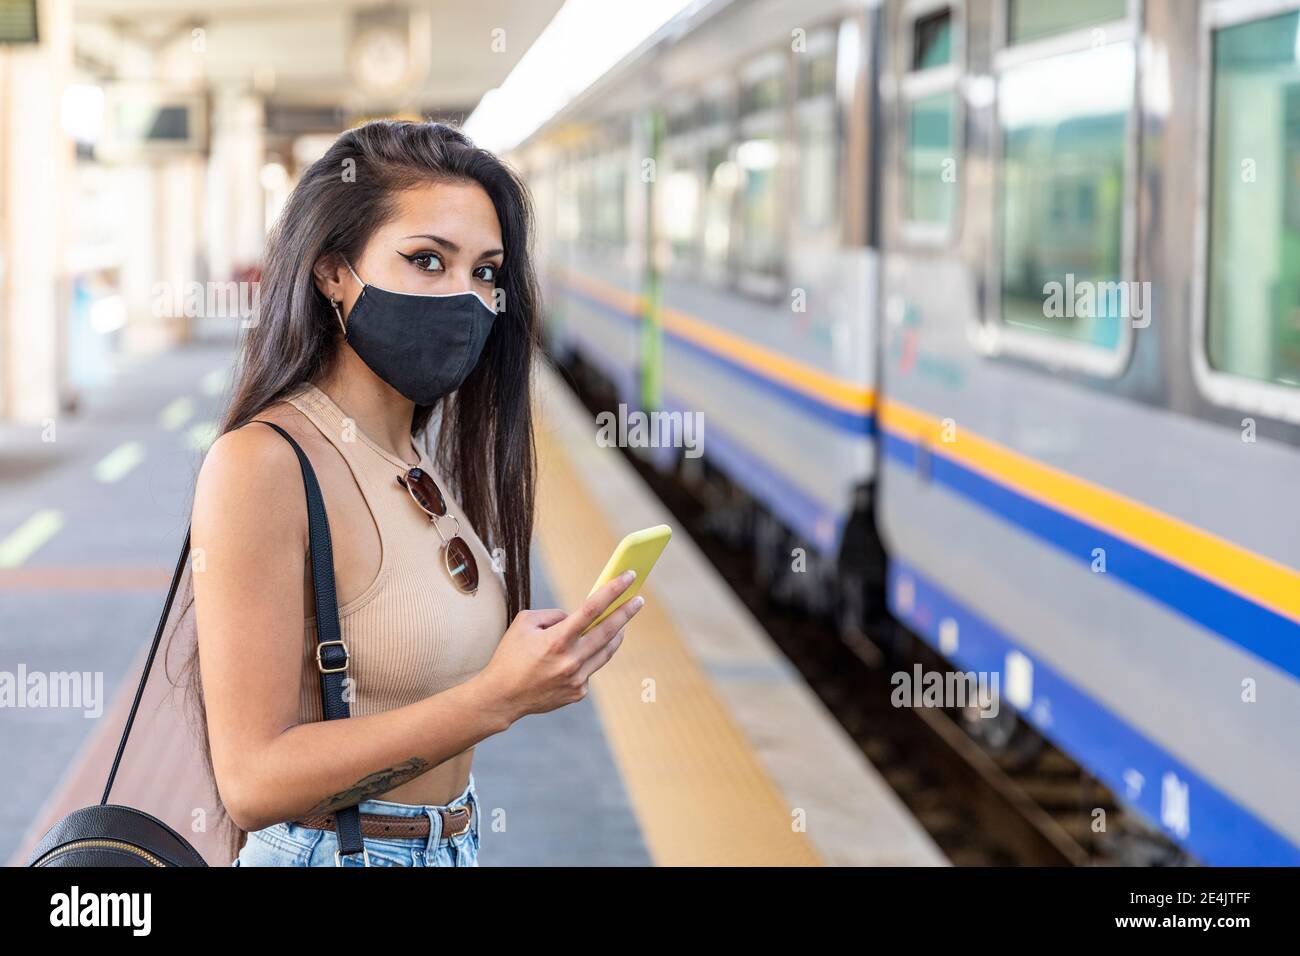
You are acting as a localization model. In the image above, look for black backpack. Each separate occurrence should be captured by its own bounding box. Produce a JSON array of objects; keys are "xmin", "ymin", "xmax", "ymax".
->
[{"xmin": 28, "ymin": 421, "xmax": 365, "ymax": 866}]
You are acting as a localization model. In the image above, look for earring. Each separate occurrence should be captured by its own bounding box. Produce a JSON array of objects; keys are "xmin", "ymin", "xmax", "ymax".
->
[{"xmin": 330, "ymin": 297, "xmax": 346, "ymax": 336}]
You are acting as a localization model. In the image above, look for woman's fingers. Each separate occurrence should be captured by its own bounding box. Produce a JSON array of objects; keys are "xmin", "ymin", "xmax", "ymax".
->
[
  {"xmin": 576, "ymin": 594, "xmax": 644, "ymax": 657},
  {"xmin": 577, "ymin": 626, "xmax": 626, "ymax": 684},
  {"xmin": 527, "ymin": 608, "xmax": 567, "ymax": 630},
  {"xmin": 561, "ymin": 570, "xmax": 636, "ymax": 641}
]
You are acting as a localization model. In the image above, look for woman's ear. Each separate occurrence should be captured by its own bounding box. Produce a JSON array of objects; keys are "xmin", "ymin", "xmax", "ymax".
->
[{"xmin": 311, "ymin": 252, "xmax": 347, "ymax": 303}]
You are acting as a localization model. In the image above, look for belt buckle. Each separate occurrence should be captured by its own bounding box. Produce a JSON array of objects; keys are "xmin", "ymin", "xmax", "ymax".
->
[
  {"xmin": 444, "ymin": 805, "xmax": 472, "ymax": 837},
  {"xmin": 317, "ymin": 639, "xmax": 349, "ymax": 674}
]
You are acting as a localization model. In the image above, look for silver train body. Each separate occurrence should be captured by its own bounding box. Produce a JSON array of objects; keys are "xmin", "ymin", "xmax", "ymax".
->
[{"xmin": 511, "ymin": 0, "xmax": 1300, "ymax": 864}]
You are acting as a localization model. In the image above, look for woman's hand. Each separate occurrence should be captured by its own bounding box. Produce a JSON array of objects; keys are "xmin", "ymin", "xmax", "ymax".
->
[{"xmin": 477, "ymin": 570, "xmax": 645, "ymax": 725}]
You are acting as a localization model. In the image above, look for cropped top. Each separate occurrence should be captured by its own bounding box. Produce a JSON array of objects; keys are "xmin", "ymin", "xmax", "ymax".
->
[{"xmin": 284, "ymin": 382, "xmax": 509, "ymax": 723}]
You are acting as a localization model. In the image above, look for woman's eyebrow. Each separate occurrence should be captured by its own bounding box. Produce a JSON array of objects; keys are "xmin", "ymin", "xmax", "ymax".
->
[{"xmin": 401, "ymin": 233, "xmax": 504, "ymax": 258}]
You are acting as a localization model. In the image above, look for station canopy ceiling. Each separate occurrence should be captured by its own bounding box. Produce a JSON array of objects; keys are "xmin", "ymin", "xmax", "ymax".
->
[{"xmin": 72, "ymin": 0, "xmax": 565, "ymax": 122}]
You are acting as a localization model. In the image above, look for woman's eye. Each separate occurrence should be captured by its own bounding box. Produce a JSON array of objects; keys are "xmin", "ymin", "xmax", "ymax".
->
[
  {"xmin": 474, "ymin": 263, "xmax": 498, "ymax": 284},
  {"xmin": 408, "ymin": 253, "xmax": 443, "ymax": 273}
]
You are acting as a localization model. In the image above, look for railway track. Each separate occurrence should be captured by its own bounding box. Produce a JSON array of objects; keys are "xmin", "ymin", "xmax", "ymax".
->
[{"xmin": 559, "ymin": 358, "xmax": 1190, "ymax": 867}]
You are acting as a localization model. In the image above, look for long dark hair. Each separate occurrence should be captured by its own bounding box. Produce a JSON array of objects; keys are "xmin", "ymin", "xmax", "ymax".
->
[{"xmin": 169, "ymin": 119, "xmax": 540, "ymax": 860}]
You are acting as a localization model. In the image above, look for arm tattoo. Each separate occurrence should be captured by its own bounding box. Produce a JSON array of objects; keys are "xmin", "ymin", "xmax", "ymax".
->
[{"xmin": 307, "ymin": 757, "xmax": 432, "ymax": 814}]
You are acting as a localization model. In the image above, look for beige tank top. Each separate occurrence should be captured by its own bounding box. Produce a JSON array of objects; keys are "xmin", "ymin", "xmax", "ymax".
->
[{"xmin": 284, "ymin": 381, "xmax": 509, "ymax": 723}]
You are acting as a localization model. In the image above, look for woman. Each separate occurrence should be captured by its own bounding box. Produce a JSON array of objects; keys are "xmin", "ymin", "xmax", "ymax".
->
[{"xmin": 185, "ymin": 120, "xmax": 643, "ymax": 866}]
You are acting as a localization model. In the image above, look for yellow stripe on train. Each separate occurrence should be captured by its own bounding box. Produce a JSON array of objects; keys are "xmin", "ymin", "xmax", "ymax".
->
[{"xmin": 879, "ymin": 397, "xmax": 1300, "ymax": 627}]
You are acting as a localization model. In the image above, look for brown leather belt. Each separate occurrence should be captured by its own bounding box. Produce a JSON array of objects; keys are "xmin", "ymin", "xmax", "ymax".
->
[{"xmin": 292, "ymin": 803, "xmax": 473, "ymax": 840}]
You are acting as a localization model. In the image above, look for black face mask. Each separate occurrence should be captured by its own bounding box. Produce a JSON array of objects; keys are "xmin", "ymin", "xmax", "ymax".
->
[{"xmin": 336, "ymin": 257, "xmax": 497, "ymax": 405}]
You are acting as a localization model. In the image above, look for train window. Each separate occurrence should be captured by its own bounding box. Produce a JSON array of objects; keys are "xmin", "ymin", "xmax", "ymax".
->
[
  {"xmin": 736, "ymin": 53, "xmax": 788, "ymax": 294},
  {"xmin": 665, "ymin": 101, "xmax": 697, "ymax": 138},
  {"xmin": 1204, "ymin": 10, "xmax": 1300, "ymax": 392},
  {"xmin": 900, "ymin": 4, "xmax": 961, "ymax": 241},
  {"xmin": 702, "ymin": 142, "xmax": 736, "ymax": 284},
  {"xmin": 556, "ymin": 158, "xmax": 580, "ymax": 243},
  {"xmin": 797, "ymin": 32, "xmax": 837, "ymax": 99},
  {"xmin": 795, "ymin": 27, "xmax": 840, "ymax": 235},
  {"xmin": 697, "ymin": 95, "xmax": 728, "ymax": 128},
  {"xmin": 997, "ymin": 42, "xmax": 1133, "ymax": 348},
  {"xmin": 678, "ymin": 82, "xmax": 734, "ymax": 287},
  {"xmin": 661, "ymin": 147, "xmax": 702, "ymax": 269},
  {"xmin": 912, "ymin": 9, "xmax": 953, "ymax": 70},
  {"xmin": 593, "ymin": 149, "xmax": 626, "ymax": 247},
  {"xmin": 1007, "ymin": 0, "xmax": 1126, "ymax": 45},
  {"xmin": 906, "ymin": 91, "xmax": 958, "ymax": 228},
  {"xmin": 574, "ymin": 151, "xmax": 596, "ymax": 247},
  {"xmin": 984, "ymin": 0, "xmax": 1137, "ymax": 375},
  {"xmin": 740, "ymin": 73, "xmax": 784, "ymax": 116},
  {"xmin": 736, "ymin": 138, "xmax": 781, "ymax": 278},
  {"xmin": 659, "ymin": 95, "xmax": 700, "ymax": 274}
]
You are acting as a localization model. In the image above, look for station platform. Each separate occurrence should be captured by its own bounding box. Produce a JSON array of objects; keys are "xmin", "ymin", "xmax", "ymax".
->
[{"xmin": 4, "ymin": 341, "xmax": 945, "ymax": 867}]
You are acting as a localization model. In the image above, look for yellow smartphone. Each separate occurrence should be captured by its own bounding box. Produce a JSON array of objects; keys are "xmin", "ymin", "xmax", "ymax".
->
[{"xmin": 581, "ymin": 524, "xmax": 672, "ymax": 634}]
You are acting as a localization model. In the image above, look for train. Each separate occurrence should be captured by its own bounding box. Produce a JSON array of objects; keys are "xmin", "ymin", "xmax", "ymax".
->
[{"xmin": 507, "ymin": 0, "xmax": 1300, "ymax": 865}]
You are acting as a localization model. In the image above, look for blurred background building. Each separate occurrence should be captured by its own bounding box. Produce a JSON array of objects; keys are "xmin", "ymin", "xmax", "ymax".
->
[{"xmin": 0, "ymin": 0, "xmax": 611, "ymax": 422}]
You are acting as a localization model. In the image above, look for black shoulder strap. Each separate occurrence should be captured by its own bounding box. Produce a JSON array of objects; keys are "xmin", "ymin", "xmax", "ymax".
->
[
  {"xmin": 249, "ymin": 420, "xmax": 364, "ymax": 858},
  {"xmin": 101, "ymin": 419, "xmax": 365, "ymax": 860},
  {"xmin": 101, "ymin": 529, "xmax": 191, "ymax": 806}
]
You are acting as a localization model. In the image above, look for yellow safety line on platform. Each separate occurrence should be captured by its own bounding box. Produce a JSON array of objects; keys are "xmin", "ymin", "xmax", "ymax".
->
[{"xmin": 533, "ymin": 421, "xmax": 822, "ymax": 866}]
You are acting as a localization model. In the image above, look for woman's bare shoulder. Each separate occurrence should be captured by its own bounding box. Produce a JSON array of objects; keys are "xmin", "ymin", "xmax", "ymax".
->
[{"xmin": 192, "ymin": 402, "xmax": 314, "ymax": 543}]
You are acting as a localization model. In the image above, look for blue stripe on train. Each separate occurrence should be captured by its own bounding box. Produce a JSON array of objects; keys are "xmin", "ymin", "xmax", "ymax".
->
[
  {"xmin": 881, "ymin": 430, "xmax": 1300, "ymax": 683},
  {"xmin": 888, "ymin": 558, "xmax": 1300, "ymax": 866},
  {"xmin": 559, "ymin": 281, "xmax": 875, "ymax": 437},
  {"xmin": 660, "ymin": 391, "xmax": 844, "ymax": 554},
  {"xmin": 558, "ymin": 324, "xmax": 844, "ymax": 552}
]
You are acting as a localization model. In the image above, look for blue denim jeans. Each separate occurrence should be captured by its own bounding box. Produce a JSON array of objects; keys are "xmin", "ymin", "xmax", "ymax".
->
[{"xmin": 232, "ymin": 772, "xmax": 480, "ymax": 867}]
